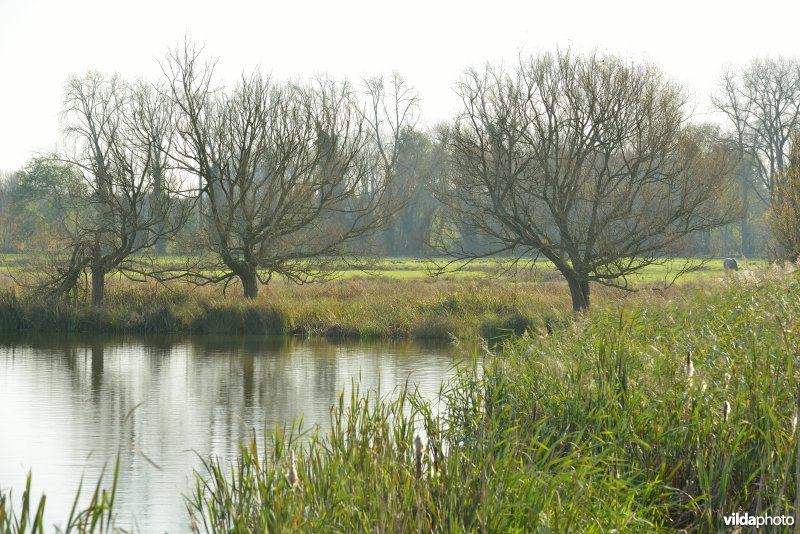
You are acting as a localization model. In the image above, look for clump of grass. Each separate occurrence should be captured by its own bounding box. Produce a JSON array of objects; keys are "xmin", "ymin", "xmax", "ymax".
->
[
  {"xmin": 492, "ymin": 270, "xmax": 800, "ymax": 530},
  {"xmin": 479, "ymin": 312, "xmax": 534, "ymax": 342},
  {"xmin": 410, "ymin": 315, "xmax": 461, "ymax": 339},
  {"xmin": 187, "ymin": 372, "xmax": 672, "ymax": 532},
  {"xmin": 190, "ymin": 298, "xmax": 290, "ymax": 335},
  {"xmin": 0, "ymin": 291, "xmax": 21, "ymax": 332}
]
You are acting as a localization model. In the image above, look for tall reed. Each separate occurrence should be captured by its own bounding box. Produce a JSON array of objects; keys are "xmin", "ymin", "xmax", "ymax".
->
[{"xmin": 186, "ymin": 271, "xmax": 800, "ymax": 532}]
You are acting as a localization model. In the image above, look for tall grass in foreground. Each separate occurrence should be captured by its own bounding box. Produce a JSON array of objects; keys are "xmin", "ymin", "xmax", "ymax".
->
[
  {"xmin": 187, "ymin": 272, "xmax": 800, "ymax": 532},
  {"xmin": 188, "ymin": 373, "xmax": 671, "ymax": 532},
  {"xmin": 0, "ymin": 456, "xmax": 119, "ymax": 534}
]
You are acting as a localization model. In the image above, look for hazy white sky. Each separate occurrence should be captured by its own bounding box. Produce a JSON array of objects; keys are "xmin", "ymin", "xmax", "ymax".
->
[{"xmin": 1, "ymin": 0, "xmax": 799, "ymax": 172}]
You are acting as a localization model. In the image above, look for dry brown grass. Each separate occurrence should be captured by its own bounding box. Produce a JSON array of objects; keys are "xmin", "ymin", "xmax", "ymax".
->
[{"xmin": 0, "ymin": 269, "xmax": 724, "ymax": 339}]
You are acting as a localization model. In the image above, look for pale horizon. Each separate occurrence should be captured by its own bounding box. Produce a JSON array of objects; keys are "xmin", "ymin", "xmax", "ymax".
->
[{"xmin": 1, "ymin": 0, "xmax": 799, "ymax": 172}]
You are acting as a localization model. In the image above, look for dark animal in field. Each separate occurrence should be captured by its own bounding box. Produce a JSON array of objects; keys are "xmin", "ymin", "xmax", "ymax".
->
[{"xmin": 723, "ymin": 258, "xmax": 739, "ymax": 273}]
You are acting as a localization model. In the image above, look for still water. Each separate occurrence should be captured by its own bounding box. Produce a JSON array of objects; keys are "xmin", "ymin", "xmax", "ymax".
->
[{"xmin": 0, "ymin": 334, "xmax": 459, "ymax": 533}]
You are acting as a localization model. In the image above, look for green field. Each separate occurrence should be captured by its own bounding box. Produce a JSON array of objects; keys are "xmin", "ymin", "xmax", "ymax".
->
[
  {"xmin": 300, "ymin": 256, "xmax": 772, "ymax": 282},
  {"xmin": 0, "ymin": 253, "xmax": 774, "ymax": 283}
]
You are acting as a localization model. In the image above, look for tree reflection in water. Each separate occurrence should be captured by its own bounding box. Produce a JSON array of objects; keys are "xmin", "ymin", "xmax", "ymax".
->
[{"xmin": 0, "ymin": 333, "xmax": 457, "ymax": 533}]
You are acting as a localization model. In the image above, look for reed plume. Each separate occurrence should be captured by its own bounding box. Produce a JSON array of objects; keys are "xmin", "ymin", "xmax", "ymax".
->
[
  {"xmin": 685, "ymin": 352, "xmax": 694, "ymax": 378},
  {"xmin": 414, "ymin": 435, "xmax": 424, "ymax": 479},
  {"xmin": 287, "ymin": 449, "xmax": 298, "ymax": 487}
]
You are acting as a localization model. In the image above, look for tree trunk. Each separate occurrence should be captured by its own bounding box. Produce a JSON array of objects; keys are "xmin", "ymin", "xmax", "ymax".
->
[
  {"xmin": 241, "ymin": 269, "xmax": 259, "ymax": 299},
  {"xmin": 740, "ymin": 218, "xmax": 751, "ymax": 258},
  {"xmin": 564, "ymin": 273, "xmax": 590, "ymax": 312},
  {"xmin": 91, "ymin": 267, "xmax": 105, "ymax": 306}
]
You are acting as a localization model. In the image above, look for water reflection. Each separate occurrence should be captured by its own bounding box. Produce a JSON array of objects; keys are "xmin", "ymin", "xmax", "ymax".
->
[{"xmin": 0, "ymin": 334, "xmax": 457, "ymax": 533}]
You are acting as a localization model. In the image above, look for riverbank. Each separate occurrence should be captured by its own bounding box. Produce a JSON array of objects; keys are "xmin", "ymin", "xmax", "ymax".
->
[
  {"xmin": 1, "ymin": 256, "xmax": 769, "ymax": 340},
  {"xmin": 0, "ymin": 276, "xmax": 627, "ymax": 340}
]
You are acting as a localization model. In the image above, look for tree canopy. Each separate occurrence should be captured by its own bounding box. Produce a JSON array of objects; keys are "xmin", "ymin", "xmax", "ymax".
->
[{"xmin": 439, "ymin": 50, "xmax": 739, "ymax": 310}]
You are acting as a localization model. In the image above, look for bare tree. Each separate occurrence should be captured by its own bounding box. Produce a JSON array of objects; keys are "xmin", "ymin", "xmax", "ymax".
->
[
  {"xmin": 712, "ymin": 57, "xmax": 800, "ymax": 255},
  {"xmin": 360, "ymin": 74, "xmax": 424, "ymax": 255},
  {"xmin": 33, "ymin": 72, "xmax": 190, "ymax": 304},
  {"xmin": 381, "ymin": 129, "xmax": 447, "ymax": 256},
  {"xmin": 129, "ymin": 80, "xmax": 177, "ymax": 255},
  {"xmin": 164, "ymin": 43, "xmax": 396, "ymax": 298},
  {"xmin": 713, "ymin": 57, "xmax": 800, "ymax": 200},
  {"xmin": 439, "ymin": 50, "xmax": 739, "ymax": 311}
]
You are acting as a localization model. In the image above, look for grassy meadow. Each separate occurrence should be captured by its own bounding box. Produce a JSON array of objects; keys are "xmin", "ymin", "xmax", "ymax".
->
[
  {"xmin": 0, "ymin": 275, "xmax": 570, "ymax": 340},
  {"xmin": 0, "ymin": 253, "xmax": 770, "ymax": 280}
]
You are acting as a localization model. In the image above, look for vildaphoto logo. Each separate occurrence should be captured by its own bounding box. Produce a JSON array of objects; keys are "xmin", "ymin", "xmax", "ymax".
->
[{"xmin": 723, "ymin": 512, "xmax": 795, "ymax": 528}]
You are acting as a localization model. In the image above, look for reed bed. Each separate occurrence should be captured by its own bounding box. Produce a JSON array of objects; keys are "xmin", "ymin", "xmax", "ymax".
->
[{"xmin": 184, "ymin": 271, "xmax": 800, "ymax": 532}]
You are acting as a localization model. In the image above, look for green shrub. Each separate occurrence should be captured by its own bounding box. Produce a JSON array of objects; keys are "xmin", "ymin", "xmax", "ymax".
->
[
  {"xmin": 479, "ymin": 312, "xmax": 533, "ymax": 342},
  {"xmin": 192, "ymin": 300, "xmax": 289, "ymax": 335},
  {"xmin": 0, "ymin": 291, "xmax": 21, "ymax": 332}
]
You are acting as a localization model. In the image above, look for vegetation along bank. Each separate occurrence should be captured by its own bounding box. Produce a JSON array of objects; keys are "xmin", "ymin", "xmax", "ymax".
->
[{"xmin": 2, "ymin": 269, "xmax": 798, "ymax": 532}]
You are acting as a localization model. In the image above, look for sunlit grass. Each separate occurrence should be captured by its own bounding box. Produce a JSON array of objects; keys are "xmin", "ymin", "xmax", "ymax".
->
[
  {"xmin": 1, "ymin": 252, "xmax": 775, "ymax": 282},
  {"xmin": 330, "ymin": 269, "xmax": 486, "ymax": 279}
]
